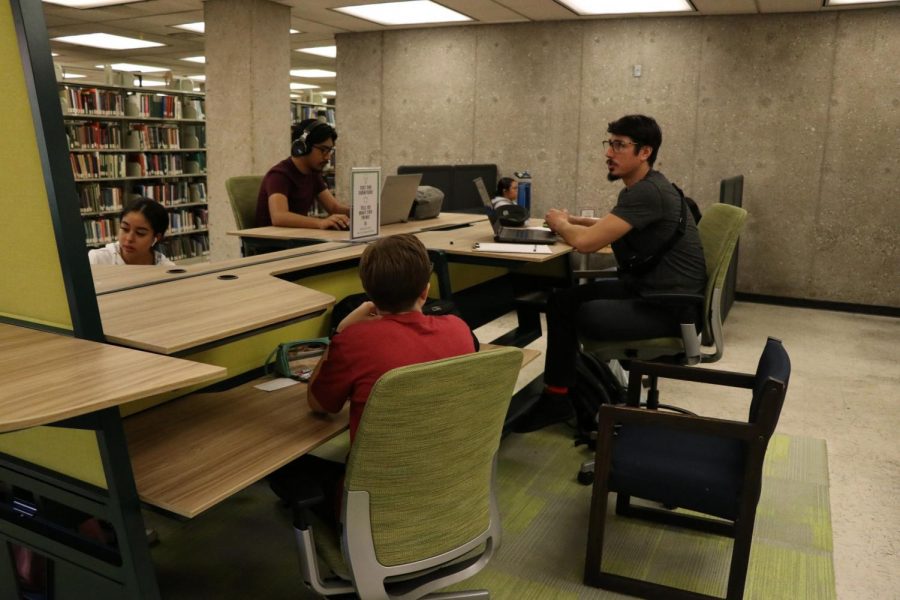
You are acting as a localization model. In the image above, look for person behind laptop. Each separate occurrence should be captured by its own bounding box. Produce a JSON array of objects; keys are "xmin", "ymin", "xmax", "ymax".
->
[
  {"xmin": 492, "ymin": 177, "xmax": 518, "ymax": 208},
  {"xmin": 255, "ymin": 119, "xmax": 350, "ymax": 229},
  {"xmin": 513, "ymin": 114, "xmax": 707, "ymax": 432},
  {"xmin": 88, "ymin": 197, "xmax": 175, "ymax": 266},
  {"xmin": 268, "ymin": 234, "xmax": 476, "ymax": 517}
]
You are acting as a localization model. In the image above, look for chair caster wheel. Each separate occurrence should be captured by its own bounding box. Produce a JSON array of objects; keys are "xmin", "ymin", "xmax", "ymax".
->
[{"xmin": 577, "ymin": 470, "xmax": 594, "ymax": 486}]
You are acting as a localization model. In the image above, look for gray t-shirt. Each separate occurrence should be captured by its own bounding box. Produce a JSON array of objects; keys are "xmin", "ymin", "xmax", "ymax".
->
[{"xmin": 610, "ymin": 170, "xmax": 707, "ymax": 295}]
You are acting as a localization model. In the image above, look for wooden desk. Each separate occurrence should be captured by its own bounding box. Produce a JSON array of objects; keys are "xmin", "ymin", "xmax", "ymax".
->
[
  {"xmin": 91, "ymin": 242, "xmax": 352, "ymax": 295},
  {"xmin": 124, "ymin": 377, "xmax": 349, "ymax": 518},
  {"xmin": 0, "ymin": 324, "xmax": 224, "ymax": 433},
  {"xmin": 229, "ymin": 212, "xmax": 486, "ymax": 244},
  {"xmin": 97, "ymin": 271, "xmax": 334, "ymax": 355},
  {"xmin": 416, "ymin": 219, "xmax": 573, "ymax": 264}
]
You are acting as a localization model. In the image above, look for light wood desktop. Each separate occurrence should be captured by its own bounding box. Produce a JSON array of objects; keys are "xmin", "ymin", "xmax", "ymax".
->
[
  {"xmin": 229, "ymin": 212, "xmax": 487, "ymax": 244},
  {"xmin": 123, "ymin": 344, "xmax": 539, "ymax": 518},
  {"xmin": 91, "ymin": 242, "xmax": 352, "ymax": 295},
  {"xmin": 0, "ymin": 324, "xmax": 224, "ymax": 433},
  {"xmin": 97, "ymin": 271, "xmax": 334, "ymax": 354},
  {"xmin": 415, "ymin": 219, "xmax": 574, "ymax": 263}
]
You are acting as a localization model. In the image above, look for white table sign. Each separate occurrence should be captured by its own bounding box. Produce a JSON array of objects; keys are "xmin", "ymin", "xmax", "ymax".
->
[{"xmin": 350, "ymin": 167, "xmax": 381, "ymax": 240}]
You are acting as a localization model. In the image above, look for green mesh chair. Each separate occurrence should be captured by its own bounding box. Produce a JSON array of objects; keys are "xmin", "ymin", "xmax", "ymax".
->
[
  {"xmin": 294, "ymin": 347, "xmax": 523, "ymax": 600},
  {"xmin": 581, "ymin": 203, "xmax": 748, "ymax": 368},
  {"xmin": 225, "ymin": 175, "xmax": 263, "ymax": 230}
]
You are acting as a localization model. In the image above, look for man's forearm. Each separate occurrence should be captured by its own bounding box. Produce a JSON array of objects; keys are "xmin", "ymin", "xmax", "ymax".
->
[{"xmin": 271, "ymin": 211, "xmax": 325, "ymax": 228}]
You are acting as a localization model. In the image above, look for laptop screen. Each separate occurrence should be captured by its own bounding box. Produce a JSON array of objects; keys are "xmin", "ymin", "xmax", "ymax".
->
[{"xmin": 473, "ymin": 177, "xmax": 501, "ymax": 235}]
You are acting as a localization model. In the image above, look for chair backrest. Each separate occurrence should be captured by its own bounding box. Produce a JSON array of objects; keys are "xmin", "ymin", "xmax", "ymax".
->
[
  {"xmin": 225, "ymin": 175, "xmax": 263, "ymax": 229},
  {"xmin": 344, "ymin": 347, "xmax": 522, "ymax": 568},
  {"xmin": 748, "ymin": 337, "xmax": 791, "ymax": 429},
  {"xmin": 696, "ymin": 203, "xmax": 748, "ymax": 359}
]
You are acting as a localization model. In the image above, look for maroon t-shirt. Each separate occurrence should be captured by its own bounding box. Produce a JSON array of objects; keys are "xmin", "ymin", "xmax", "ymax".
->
[
  {"xmin": 310, "ymin": 311, "xmax": 476, "ymax": 443},
  {"xmin": 255, "ymin": 157, "xmax": 327, "ymax": 226}
]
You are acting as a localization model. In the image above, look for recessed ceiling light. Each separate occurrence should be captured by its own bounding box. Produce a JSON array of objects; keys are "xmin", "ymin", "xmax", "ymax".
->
[
  {"xmin": 180, "ymin": 56, "xmax": 206, "ymax": 64},
  {"xmin": 133, "ymin": 78, "xmax": 166, "ymax": 87},
  {"xmin": 290, "ymin": 29, "xmax": 300, "ymax": 34},
  {"xmin": 291, "ymin": 69, "xmax": 336, "ymax": 78},
  {"xmin": 290, "ymin": 82, "xmax": 320, "ymax": 90},
  {"xmin": 320, "ymin": 91, "xmax": 336, "ymax": 97},
  {"xmin": 187, "ymin": 75, "xmax": 206, "ymax": 81},
  {"xmin": 51, "ymin": 52, "xmax": 60, "ymax": 57},
  {"xmin": 556, "ymin": 0, "xmax": 694, "ymax": 15},
  {"xmin": 173, "ymin": 22, "xmax": 205, "ymax": 33},
  {"xmin": 290, "ymin": 93, "xmax": 301, "ymax": 99},
  {"xmin": 97, "ymin": 62, "xmax": 167, "ymax": 73},
  {"xmin": 335, "ymin": 1, "xmax": 471, "ymax": 26},
  {"xmin": 297, "ymin": 46, "xmax": 337, "ymax": 58},
  {"xmin": 174, "ymin": 22, "xmax": 299, "ymax": 34},
  {"xmin": 62, "ymin": 72, "xmax": 86, "ymax": 79},
  {"xmin": 825, "ymin": 0, "xmax": 896, "ymax": 4},
  {"xmin": 43, "ymin": 0, "xmax": 144, "ymax": 8},
  {"xmin": 53, "ymin": 33, "xmax": 164, "ymax": 50}
]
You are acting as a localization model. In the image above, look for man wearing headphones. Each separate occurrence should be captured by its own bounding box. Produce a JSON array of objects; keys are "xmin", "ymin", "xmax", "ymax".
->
[{"xmin": 255, "ymin": 119, "xmax": 350, "ymax": 229}]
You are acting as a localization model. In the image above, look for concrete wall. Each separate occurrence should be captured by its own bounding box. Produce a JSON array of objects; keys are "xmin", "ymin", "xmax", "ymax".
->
[{"xmin": 334, "ymin": 9, "xmax": 900, "ymax": 307}]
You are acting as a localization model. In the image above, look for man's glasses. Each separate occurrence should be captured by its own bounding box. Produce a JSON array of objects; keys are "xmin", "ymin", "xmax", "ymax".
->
[
  {"xmin": 602, "ymin": 139, "xmax": 638, "ymax": 153},
  {"xmin": 313, "ymin": 144, "xmax": 335, "ymax": 156}
]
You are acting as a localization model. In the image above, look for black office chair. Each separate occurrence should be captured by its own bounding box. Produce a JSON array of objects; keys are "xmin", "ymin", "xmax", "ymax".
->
[{"xmin": 583, "ymin": 337, "xmax": 791, "ymax": 600}]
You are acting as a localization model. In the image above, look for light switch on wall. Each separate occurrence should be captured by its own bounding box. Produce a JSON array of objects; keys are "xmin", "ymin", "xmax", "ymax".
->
[
  {"xmin": 633, "ymin": 64, "xmax": 642, "ymax": 77},
  {"xmin": 580, "ymin": 209, "xmax": 595, "ymax": 218}
]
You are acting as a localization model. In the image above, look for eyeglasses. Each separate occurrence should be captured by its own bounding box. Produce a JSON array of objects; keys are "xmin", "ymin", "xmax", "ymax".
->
[
  {"xmin": 313, "ymin": 144, "xmax": 335, "ymax": 156},
  {"xmin": 602, "ymin": 139, "xmax": 638, "ymax": 153}
]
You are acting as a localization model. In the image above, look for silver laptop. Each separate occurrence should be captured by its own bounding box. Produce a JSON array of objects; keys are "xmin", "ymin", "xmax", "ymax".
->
[
  {"xmin": 380, "ymin": 173, "xmax": 422, "ymax": 226},
  {"xmin": 473, "ymin": 177, "xmax": 556, "ymax": 245}
]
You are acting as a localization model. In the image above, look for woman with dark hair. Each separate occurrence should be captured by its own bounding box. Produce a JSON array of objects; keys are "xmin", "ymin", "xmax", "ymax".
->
[
  {"xmin": 492, "ymin": 176, "xmax": 518, "ymax": 208},
  {"xmin": 88, "ymin": 197, "xmax": 175, "ymax": 265}
]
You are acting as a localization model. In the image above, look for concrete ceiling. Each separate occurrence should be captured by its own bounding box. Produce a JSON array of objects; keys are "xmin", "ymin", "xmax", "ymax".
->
[{"xmin": 45, "ymin": 0, "xmax": 898, "ymax": 88}]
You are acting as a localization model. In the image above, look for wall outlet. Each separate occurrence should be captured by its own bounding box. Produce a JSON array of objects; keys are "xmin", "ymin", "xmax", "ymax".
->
[
  {"xmin": 633, "ymin": 64, "xmax": 642, "ymax": 77},
  {"xmin": 580, "ymin": 209, "xmax": 595, "ymax": 218}
]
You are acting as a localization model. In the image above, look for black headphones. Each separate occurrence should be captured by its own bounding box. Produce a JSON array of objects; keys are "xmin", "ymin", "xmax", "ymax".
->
[{"xmin": 291, "ymin": 121, "xmax": 330, "ymax": 157}]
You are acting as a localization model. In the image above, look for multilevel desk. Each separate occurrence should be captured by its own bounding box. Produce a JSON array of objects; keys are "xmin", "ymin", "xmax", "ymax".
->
[{"xmin": 228, "ymin": 212, "xmax": 486, "ymax": 248}]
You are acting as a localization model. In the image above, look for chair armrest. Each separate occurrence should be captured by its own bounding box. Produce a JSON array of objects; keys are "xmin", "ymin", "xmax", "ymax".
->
[
  {"xmin": 627, "ymin": 360, "xmax": 756, "ymax": 389},
  {"xmin": 597, "ymin": 404, "xmax": 758, "ymax": 441}
]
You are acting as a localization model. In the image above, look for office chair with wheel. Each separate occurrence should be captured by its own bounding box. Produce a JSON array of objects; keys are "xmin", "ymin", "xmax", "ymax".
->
[
  {"xmin": 584, "ymin": 337, "xmax": 790, "ymax": 600},
  {"xmin": 292, "ymin": 347, "xmax": 522, "ymax": 600}
]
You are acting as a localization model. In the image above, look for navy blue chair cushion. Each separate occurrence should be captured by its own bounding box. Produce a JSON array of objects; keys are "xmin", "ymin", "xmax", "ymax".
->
[{"xmin": 610, "ymin": 423, "xmax": 746, "ymax": 520}]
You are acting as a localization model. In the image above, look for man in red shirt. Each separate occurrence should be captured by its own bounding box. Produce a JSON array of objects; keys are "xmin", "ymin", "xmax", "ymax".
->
[
  {"xmin": 255, "ymin": 119, "xmax": 350, "ymax": 229},
  {"xmin": 269, "ymin": 234, "xmax": 475, "ymax": 511}
]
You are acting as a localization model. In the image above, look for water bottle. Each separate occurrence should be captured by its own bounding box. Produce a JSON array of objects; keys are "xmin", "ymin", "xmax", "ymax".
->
[{"xmin": 514, "ymin": 171, "xmax": 532, "ymax": 215}]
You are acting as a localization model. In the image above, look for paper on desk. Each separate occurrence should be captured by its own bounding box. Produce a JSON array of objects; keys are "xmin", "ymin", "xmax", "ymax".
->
[
  {"xmin": 472, "ymin": 242, "xmax": 552, "ymax": 254},
  {"xmin": 525, "ymin": 226, "xmax": 553, "ymax": 232},
  {"xmin": 254, "ymin": 377, "xmax": 300, "ymax": 392}
]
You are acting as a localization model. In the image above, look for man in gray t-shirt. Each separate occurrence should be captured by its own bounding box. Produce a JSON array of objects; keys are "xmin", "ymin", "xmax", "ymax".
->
[{"xmin": 513, "ymin": 114, "xmax": 707, "ymax": 433}]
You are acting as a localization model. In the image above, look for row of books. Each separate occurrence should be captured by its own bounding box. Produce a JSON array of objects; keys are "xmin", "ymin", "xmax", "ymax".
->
[
  {"xmin": 70, "ymin": 153, "xmax": 126, "ymax": 179},
  {"xmin": 133, "ymin": 181, "xmax": 207, "ymax": 204},
  {"xmin": 168, "ymin": 208, "xmax": 209, "ymax": 233},
  {"xmin": 61, "ymin": 87, "xmax": 123, "ymax": 116},
  {"xmin": 78, "ymin": 184, "xmax": 124, "ymax": 214},
  {"xmin": 125, "ymin": 153, "xmax": 199, "ymax": 177},
  {"xmin": 125, "ymin": 124, "xmax": 181, "ymax": 149},
  {"xmin": 291, "ymin": 105, "xmax": 335, "ymax": 125},
  {"xmin": 122, "ymin": 94, "xmax": 205, "ymax": 120},
  {"xmin": 66, "ymin": 121, "xmax": 122, "ymax": 149},
  {"xmin": 159, "ymin": 234, "xmax": 210, "ymax": 262}
]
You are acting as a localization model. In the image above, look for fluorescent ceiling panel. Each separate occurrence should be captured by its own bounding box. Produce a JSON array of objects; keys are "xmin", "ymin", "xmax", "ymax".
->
[
  {"xmin": 174, "ymin": 22, "xmax": 300, "ymax": 34},
  {"xmin": 290, "ymin": 93, "xmax": 301, "ymax": 99},
  {"xmin": 320, "ymin": 91, "xmax": 336, "ymax": 97},
  {"xmin": 53, "ymin": 33, "xmax": 164, "ymax": 50},
  {"xmin": 290, "ymin": 82, "xmax": 320, "ymax": 90},
  {"xmin": 51, "ymin": 52, "xmax": 60, "ymax": 57},
  {"xmin": 62, "ymin": 73, "xmax": 86, "ymax": 79},
  {"xmin": 826, "ymin": 0, "xmax": 896, "ymax": 4},
  {"xmin": 297, "ymin": 46, "xmax": 337, "ymax": 58},
  {"xmin": 187, "ymin": 75, "xmax": 206, "ymax": 81},
  {"xmin": 291, "ymin": 69, "xmax": 336, "ymax": 78},
  {"xmin": 290, "ymin": 29, "xmax": 300, "ymax": 34},
  {"xmin": 180, "ymin": 56, "xmax": 206, "ymax": 64},
  {"xmin": 43, "ymin": 0, "xmax": 143, "ymax": 7},
  {"xmin": 556, "ymin": 0, "xmax": 694, "ymax": 15},
  {"xmin": 97, "ymin": 62, "xmax": 167, "ymax": 73},
  {"xmin": 335, "ymin": 1, "xmax": 472, "ymax": 26}
]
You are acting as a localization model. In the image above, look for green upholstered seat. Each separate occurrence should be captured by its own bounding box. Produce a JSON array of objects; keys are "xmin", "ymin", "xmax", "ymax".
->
[
  {"xmin": 581, "ymin": 203, "xmax": 748, "ymax": 365},
  {"xmin": 225, "ymin": 175, "xmax": 263, "ymax": 230},
  {"xmin": 294, "ymin": 347, "xmax": 523, "ymax": 600}
]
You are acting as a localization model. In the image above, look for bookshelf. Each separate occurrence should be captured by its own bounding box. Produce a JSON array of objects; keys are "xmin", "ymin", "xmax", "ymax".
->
[
  {"xmin": 290, "ymin": 101, "xmax": 335, "ymax": 127},
  {"xmin": 59, "ymin": 82, "xmax": 210, "ymax": 263}
]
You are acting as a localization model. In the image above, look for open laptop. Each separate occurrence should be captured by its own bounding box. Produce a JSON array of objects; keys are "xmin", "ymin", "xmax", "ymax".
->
[
  {"xmin": 380, "ymin": 173, "xmax": 422, "ymax": 226},
  {"xmin": 473, "ymin": 177, "xmax": 556, "ymax": 244}
]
